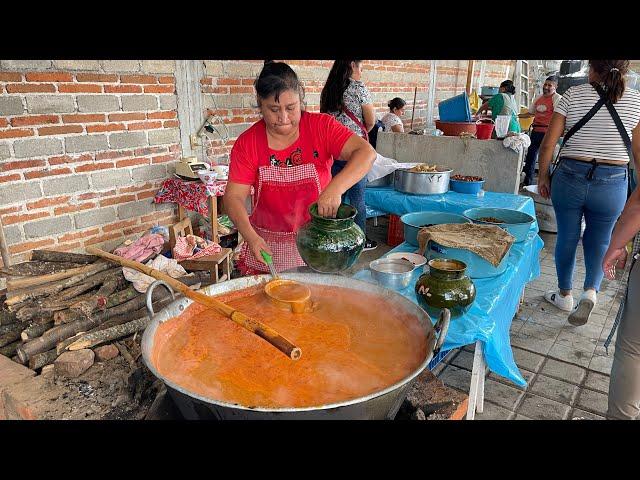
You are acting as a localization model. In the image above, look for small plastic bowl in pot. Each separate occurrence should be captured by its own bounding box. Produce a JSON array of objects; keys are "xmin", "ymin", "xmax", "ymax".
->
[{"xmin": 369, "ymin": 258, "xmax": 416, "ymax": 290}]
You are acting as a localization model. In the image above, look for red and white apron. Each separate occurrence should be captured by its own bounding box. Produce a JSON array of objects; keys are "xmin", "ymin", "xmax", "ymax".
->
[{"xmin": 238, "ymin": 119, "xmax": 322, "ymax": 274}]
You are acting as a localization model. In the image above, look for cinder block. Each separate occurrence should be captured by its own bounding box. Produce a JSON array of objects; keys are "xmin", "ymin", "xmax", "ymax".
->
[
  {"xmin": 117, "ymin": 200, "xmax": 154, "ymax": 219},
  {"xmin": 13, "ymin": 138, "xmax": 63, "ymax": 158},
  {"xmin": 26, "ymin": 95, "xmax": 75, "ymax": 114},
  {"xmin": 108, "ymin": 131, "xmax": 147, "ymax": 150},
  {"xmin": 52, "ymin": 60, "xmax": 101, "ymax": 71},
  {"xmin": 42, "ymin": 174, "xmax": 89, "ymax": 196},
  {"xmin": 77, "ymin": 95, "xmax": 120, "ymax": 113},
  {"xmin": 148, "ymin": 128, "xmax": 180, "ymax": 146},
  {"xmin": 203, "ymin": 94, "xmax": 244, "ymax": 109},
  {"xmin": 131, "ymin": 164, "xmax": 167, "ymax": 182},
  {"xmin": 0, "ymin": 60, "xmax": 52, "ymax": 70},
  {"xmin": 101, "ymin": 60, "xmax": 141, "ymax": 72},
  {"xmin": 24, "ymin": 216, "xmax": 73, "ymax": 238},
  {"xmin": 0, "ymin": 143, "xmax": 11, "ymax": 160},
  {"xmin": 223, "ymin": 62, "xmax": 255, "ymax": 77},
  {"xmin": 74, "ymin": 206, "xmax": 117, "ymax": 229},
  {"xmin": 4, "ymin": 225, "xmax": 22, "ymax": 246},
  {"xmin": 2, "ymin": 375, "xmax": 66, "ymax": 420},
  {"xmin": 0, "ymin": 181, "xmax": 42, "ymax": 206},
  {"xmin": 0, "ymin": 354, "xmax": 37, "ymax": 420},
  {"xmin": 159, "ymin": 95, "xmax": 177, "ymax": 111},
  {"xmin": 204, "ymin": 60, "xmax": 224, "ymax": 76},
  {"xmin": 64, "ymin": 134, "xmax": 108, "ymax": 153},
  {"xmin": 91, "ymin": 170, "xmax": 132, "ymax": 190},
  {"xmin": 142, "ymin": 60, "xmax": 175, "ymax": 74},
  {"xmin": 121, "ymin": 95, "xmax": 158, "ymax": 112},
  {"xmin": 0, "ymin": 97, "xmax": 25, "ymax": 116}
]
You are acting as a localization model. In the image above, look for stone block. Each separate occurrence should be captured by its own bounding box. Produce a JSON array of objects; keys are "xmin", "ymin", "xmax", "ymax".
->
[
  {"xmin": 547, "ymin": 343, "xmax": 592, "ymax": 368},
  {"xmin": 121, "ymin": 95, "xmax": 158, "ymax": 112},
  {"xmin": 117, "ymin": 200, "xmax": 154, "ymax": 219},
  {"xmin": 0, "ymin": 97, "xmax": 24, "ymax": 116},
  {"xmin": 52, "ymin": 60, "xmax": 101, "ymax": 71},
  {"xmin": 0, "ymin": 181, "xmax": 42, "ymax": 206},
  {"xmin": 91, "ymin": 170, "xmax": 132, "ymax": 190},
  {"xmin": 142, "ymin": 60, "xmax": 175, "ymax": 74},
  {"xmin": 42, "ymin": 174, "xmax": 90, "ymax": 195},
  {"xmin": 570, "ymin": 408, "xmax": 605, "ymax": 420},
  {"xmin": 2, "ymin": 375, "xmax": 65, "ymax": 420},
  {"xmin": 64, "ymin": 134, "xmax": 109, "ymax": 153},
  {"xmin": 24, "ymin": 216, "xmax": 73, "ymax": 239},
  {"xmin": 108, "ymin": 131, "xmax": 147, "ymax": 150},
  {"xmin": 77, "ymin": 95, "xmax": 120, "ymax": 113},
  {"xmin": 148, "ymin": 128, "xmax": 179, "ymax": 146},
  {"xmin": 4, "ymin": 225, "xmax": 22, "ymax": 246},
  {"xmin": 0, "ymin": 143, "xmax": 11, "ymax": 160},
  {"xmin": 26, "ymin": 95, "xmax": 75, "ymax": 114},
  {"xmin": 54, "ymin": 349, "xmax": 95, "ymax": 378},
  {"xmin": 74, "ymin": 207, "xmax": 117, "ymax": 229},
  {"xmin": 475, "ymin": 401, "xmax": 513, "ymax": 420},
  {"xmin": 159, "ymin": 95, "xmax": 177, "ymax": 111},
  {"xmin": 101, "ymin": 60, "xmax": 141, "ymax": 72},
  {"xmin": 436, "ymin": 365, "xmax": 471, "ymax": 393},
  {"xmin": 1, "ymin": 60, "xmax": 52, "ymax": 70}
]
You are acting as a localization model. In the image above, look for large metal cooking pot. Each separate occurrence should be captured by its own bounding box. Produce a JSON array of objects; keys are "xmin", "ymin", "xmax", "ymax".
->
[
  {"xmin": 141, "ymin": 273, "xmax": 449, "ymax": 420},
  {"xmin": 366, "ymin": 173, "xmax": 393, "ymax": 188},
  {"xmin": 394, "ymin": 167, "xmax": 452, "ymax": 195}
]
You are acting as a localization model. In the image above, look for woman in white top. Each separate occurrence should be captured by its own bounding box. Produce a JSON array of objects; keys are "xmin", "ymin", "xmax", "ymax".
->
[
  {"xmin": 380, "ymin": 97, "xmax": 406, "ymax": 133},
  {"xmin": 537, "ymin": 60, "xmax": 640, "ymax": 326}
]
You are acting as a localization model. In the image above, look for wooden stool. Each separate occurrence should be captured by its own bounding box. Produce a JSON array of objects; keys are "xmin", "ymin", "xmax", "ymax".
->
[{"xmin": 169, "ymin": 217, "xmax": 232, "ymax": 284}]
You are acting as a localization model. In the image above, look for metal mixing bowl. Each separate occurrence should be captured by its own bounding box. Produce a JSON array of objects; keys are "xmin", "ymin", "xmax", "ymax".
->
[{"xmin": 369, "ymin": 258, "xmax": 416, "ymax": 289}]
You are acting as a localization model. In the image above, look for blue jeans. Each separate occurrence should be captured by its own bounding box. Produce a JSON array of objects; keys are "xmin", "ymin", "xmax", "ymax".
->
[
  {"xmin": 523, "ymin": 130, "xmax": 545, "ymax": 185},
  {"xmin": 551, "ymin": 158, "xmax": 628, "ymax": 292},
  {"xmin": 331, "ymin": 160, "xmax": 367, "ymax": 234}
]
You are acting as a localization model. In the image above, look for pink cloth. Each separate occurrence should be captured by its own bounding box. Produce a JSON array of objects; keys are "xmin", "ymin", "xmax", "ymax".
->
[
  {"xmin": 113, "ymin": 234, "xmax": 165, "ymax": 263},
  {"xmin": 172, "ymin": 234, "xmax": 222, "ymax": 261}
]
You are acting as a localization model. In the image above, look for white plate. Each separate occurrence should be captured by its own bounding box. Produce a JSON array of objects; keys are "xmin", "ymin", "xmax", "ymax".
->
[{"xmin": 386, "ymin": 252, "xmax": 427, "ymax": 267}]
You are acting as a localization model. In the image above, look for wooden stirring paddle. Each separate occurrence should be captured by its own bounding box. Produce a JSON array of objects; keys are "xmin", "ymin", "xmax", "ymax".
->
[{"xmin": 85, "ymin": 246, "xmax": 302, "ymax": 360}]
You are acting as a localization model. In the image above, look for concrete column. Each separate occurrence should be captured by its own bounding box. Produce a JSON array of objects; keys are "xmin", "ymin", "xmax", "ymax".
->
[{"xmin": 175, "ymin": 60, "xmax": 206, "ymax": 161}]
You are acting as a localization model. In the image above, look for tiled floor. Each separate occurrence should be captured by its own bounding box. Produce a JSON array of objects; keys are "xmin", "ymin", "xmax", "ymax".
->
[{"xmin": 358, "ymin": 215, "xmax": 627, "ymax": 420}]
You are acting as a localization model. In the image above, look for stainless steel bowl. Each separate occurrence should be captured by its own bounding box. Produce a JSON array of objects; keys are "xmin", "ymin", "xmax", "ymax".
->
[
  {"xmin": 369, "ymin": 258, "xmax": 416, "ymax": 289},
  {"xmin": 394, "ymin": 167, "xmax": 452, "ymax": 195}
]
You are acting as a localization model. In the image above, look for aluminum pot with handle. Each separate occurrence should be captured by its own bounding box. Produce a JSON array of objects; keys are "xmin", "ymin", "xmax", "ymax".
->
[{"xmin": 394, "ymin": 167, "xmax": 452, "ymax": 195}]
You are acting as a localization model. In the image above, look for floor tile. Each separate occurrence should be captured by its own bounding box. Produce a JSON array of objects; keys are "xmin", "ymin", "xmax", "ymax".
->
[
  {"xmin": 474, "ymin": 401, "xmax": 513, "ymax": 420},
  {"xmin": 547, "ymin": 343, "xmax": 593, "ymax": 368},
  {"xmin": 575, "ymin": 389, "xmax": 609, "ymax": 416},
  {"xmin": 516, "ymin": 393, "xmax": 571, "ymax": 420},
  {"xmin": 584, "ymin": 371, "xmax": 610, "ymax": 394},
  {"xmin": 529, "ymin": 374, "xmax": 580, "ymax": 405},
  {"xmin": 482, "ymin": 378, "xmax": 526, "ymax": 410},
  {"xmin": 540, "ymin": 358, "xmax": 587, "ymax": 384}
]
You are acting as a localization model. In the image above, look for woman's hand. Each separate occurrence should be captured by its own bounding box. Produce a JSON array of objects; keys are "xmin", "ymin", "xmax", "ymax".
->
[
  {"xmin": 317, "ymin": 187, "xmax": 342, "ymax": 218},
  {"xmin": 603, "ymin": 246, "xmax": 628, "ymax": 280},
  {"xmin": 246, "ymin": 234, "xmax": 272, "ymax": 265},
  {"xmin": 538, "ymin": 172, "xmax": 551, "ymax": 200}
]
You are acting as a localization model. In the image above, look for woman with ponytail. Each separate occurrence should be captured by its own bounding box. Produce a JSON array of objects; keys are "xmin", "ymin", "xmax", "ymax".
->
[
  {"xmin": 536, "ymin": 60, "xmax": 640, "ymax": 327},
  {"xmin": 476, "ymin": 79, "xmax": 521, "ymax": 134}
]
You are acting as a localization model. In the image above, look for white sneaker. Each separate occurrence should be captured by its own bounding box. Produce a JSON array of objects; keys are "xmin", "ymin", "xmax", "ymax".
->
[
  {"xmin": 544, "ymin": 290, "xmax": 574, "ymax": 312},
  {"xmin": 568, "ymin": 290, "xmax": 597, "ymax": 326}
]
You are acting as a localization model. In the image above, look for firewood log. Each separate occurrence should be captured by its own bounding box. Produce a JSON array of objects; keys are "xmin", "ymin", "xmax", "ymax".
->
[
  {"xmin": 69, "ymin": 271, "xmax": 126, "ymax": 316},
  {"xmin": 30, "ymin": 250, "xmax": 98, "ymax": 264},
  {"xmin": 6, "ymin": 264, "xmax": 103, "ymax": 291},
  {"xmin": 0, "ymin": 339, "xmax": 21, "ymax": 357},
  {"xmin": 21, "ymin": 321, "xmax": 55, "ymax": 341},
  {"xmin": 68, "ymin": 317, "xmax": 150, "ymax": 350},
  {"xmin": 28, "ymin": 349, "xmax": 59, "ymax": 370},
  {"xmin": 51, "ymin": 267, "xmax": 121, "ymax": 302},
  {"xmin": 1, "ymin": 261, "xmax": 83, "ymax": 278},
  {"xmin": 0, "ymin": 323, "xmax": 23, "ymax": 348}
]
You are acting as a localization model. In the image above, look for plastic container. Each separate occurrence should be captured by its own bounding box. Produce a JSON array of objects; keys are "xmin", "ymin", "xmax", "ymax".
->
[
  {"xmin": 399, "ymin": 211, "xmax": 471, "ymax": 247},
  {"xmin": 519, "ymin": 107, "xmax": 534, "ymax": 131},
  {"xmin": 475, "ymin": 119, "xmax": 494, "ymax": 140},
  {"xmin": 481, "ymin": 86, "xmax": 499, "ymax": 96},
  {"xmin": 463, "ymin": 207, "xmax": 536, "ymax": 243},
  {"xmin": 387, "ymin": 214, "xmax": 405, "ymax": 247},
  {"xmin": 449, "ymin": 178, "xmax": 485, "ymax": 194},
  {"xmin": 434, "ymin": 120, "xmax": 477, "ymax": 137},
  {"xmin": 438, "ymin": 92, "xmax": 472, "ymax": 122}
]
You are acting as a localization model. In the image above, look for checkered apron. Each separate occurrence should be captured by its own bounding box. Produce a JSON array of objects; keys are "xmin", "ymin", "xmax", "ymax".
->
[{"xmin": 239, "ymin": 119, "xmax": 322, "ymax": 274}]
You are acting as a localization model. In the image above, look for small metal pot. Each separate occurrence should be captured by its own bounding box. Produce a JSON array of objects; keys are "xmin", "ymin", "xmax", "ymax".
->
[
  {"xmin": 394, "ymin": 167, "xmax": 452, "ymax": 195},
  {"xmin": 369, "ymin": 258, "xmax": 416, "ymax": 289}
]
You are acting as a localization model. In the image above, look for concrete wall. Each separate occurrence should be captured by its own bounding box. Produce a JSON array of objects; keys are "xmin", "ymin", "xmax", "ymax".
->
[{"xmin": 376, "ymin": 132, "xmax": 523, "ymax": 194}]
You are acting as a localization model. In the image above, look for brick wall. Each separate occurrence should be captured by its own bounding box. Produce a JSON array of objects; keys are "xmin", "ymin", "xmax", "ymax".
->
[
  {"xmin": 0, "ymin": 60, "xmax": 180, "ymax": 266},
  {"xmin": 199, "ymin": 60, "xmax": 515, "ymax": 163}
]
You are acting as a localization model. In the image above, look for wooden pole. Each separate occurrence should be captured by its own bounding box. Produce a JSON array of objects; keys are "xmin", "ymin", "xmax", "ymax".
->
[
  {"xmin": 410, "ymin": 86, "xmax": 418, "ymax": 131},
  {"xmin": 0, "ymin": 216, "xmax": 11, "ymax": 268},
  {"xmin": 85, "ymin": 246, "xmax": 302, "ymax": 361},
  {"xmin": 466, "ymin": 60, "xmax": 475, "ymax": 95}
]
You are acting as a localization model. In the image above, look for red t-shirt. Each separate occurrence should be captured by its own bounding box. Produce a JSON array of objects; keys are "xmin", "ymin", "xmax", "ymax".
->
[{"xmin": 229, "ymin": 111, "xmax": 354, "ymax": 190}]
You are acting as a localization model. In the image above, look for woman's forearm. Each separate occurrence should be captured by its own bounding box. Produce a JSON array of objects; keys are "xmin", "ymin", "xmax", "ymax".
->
[
  {"xmin": 537, "ymin": 137, "xmax": 556, "ymax": 177},
  {"xmin": 609, "ymin": 188, "xmax": 640, "ymax": 250},
  {"xmin": 224, "ymin": 194, "xmax": 260, "ymax": 243}
]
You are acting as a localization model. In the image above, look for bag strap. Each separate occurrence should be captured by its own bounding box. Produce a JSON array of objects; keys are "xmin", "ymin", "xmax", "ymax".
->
[
  {"xmin": 341, "ymin": 105, "xmax": 369, "ymax": 141},
  {"xmin": 592, "ymin": 82, "xmax": 635, "ymax": 164}
]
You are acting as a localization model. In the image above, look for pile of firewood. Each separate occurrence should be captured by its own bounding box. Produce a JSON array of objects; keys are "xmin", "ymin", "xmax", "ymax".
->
[{"xmin": 0, "ymin": 249, "xmax": 207, "ymax": 372}]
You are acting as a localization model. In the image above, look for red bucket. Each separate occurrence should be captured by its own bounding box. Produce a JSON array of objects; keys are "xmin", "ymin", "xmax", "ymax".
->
[
  {"xmin": 475, "ymin": 119, "xmax": 494, "ymax": 140},
  {"xmin": 387, "ymin": 214, "xmax": 404, "ymax": 247}
]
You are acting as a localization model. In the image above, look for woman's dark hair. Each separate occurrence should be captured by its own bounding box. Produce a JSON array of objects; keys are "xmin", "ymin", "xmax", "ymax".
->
[
  {"xmin": 254, "ymin": 61, "xmax": 304, "ymax": 105},
  {"xmin": 319, "ymin": 60, "xmax": 361, "ymax": 113},
  {"xmin": 589, "ymin": 59, "xmax": 630, "ymax": 104},
  {"xmin": 388, "ymin": 97, "xmax": 406, "ymax": 111},
  {"xmin": 500, "ymin": 79, "xmax": 516, "ymax": 94}
]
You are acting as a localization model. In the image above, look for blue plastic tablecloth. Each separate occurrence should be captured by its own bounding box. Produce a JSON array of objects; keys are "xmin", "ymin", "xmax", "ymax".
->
[{"xmin": 355, "ymin": 187, "xmax": 545, "ymax": 386}]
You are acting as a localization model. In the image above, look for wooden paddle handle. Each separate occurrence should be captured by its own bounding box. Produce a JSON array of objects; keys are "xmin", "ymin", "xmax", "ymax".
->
[{"xmin": 85, "ymin": 246, "xmax": 302, "ymax": 360}]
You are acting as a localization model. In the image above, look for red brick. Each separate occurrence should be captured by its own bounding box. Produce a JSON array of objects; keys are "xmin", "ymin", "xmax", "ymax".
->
[
  {"xmin": 128, "ymin": 121, "xmax": 161, "ymax": 131},
  {"xmin": 218, "ymin": 78, "xmax": 241, "ymax": 85},
  {"xmin": 24, "ymin": 168, "xmax": 72, "ymax": 180},
  {"xmin": 77, "ymin": 192, "xmax": 99, "ymax": 200},
  {"xmin": 9, "ymin": 238, "xmax": 56, "ymax": 254},
  {"xmin": 58, "ymin": 228, "xmax": 100, "ymax": 243},
  {"xmin": 0, "ymin": 355, "xmax": 37, "ymax": 420},
  {"xmin": 0, "ymin": 118, "xmax": 7, "ymax": 128},
  {"xmin": 62, "ymin": 113, "xmax": 105, "ymax": 124},
  {"xmin": 95, "ymin": 150, "xmax": 134, "ymax": 161},
  {"xmin": 162, "ymin": 120, "xmax": 179, "ymax": 128},
  {"xmin": 120, "ymin": 182, "xmax": 155, "ymax": 193},
  {"xmin": 0, "ymin": 205, "xmax": 23, "ymax": 216},
  {"xmin": 144, "ymin": 85, "xmax": 174, "ymax": 94},
  {"xmin": 104, "ymin": 84, "xmax": 142, "ymax": 94},
  {"xmin": 94, "ymin": 345, "xmax": 119, "ymax": 362},
  {"xmin": 1, "ymin": 210, "xmax": 50, "ymax": 225},
  {"xmin": 37, "ymin": 125, "xmax": 84, "ymax": 136},
  {"xmin": 0, "ymin": 129, "xmax": 34, "ymax": 139},
  {"xmin": 25, "ymin": 72, "xmax": 73, "ymax": 82},
  {"xmin": 151, "ymin": 154, "xmax": 176, "ymax": 164},
  {"xmin": 102, "ymin": 219, "xmax": 137, "ymax": 232},
  {"xmin": 5, "ymin": 83, "xmax": 55, "ymax": 93},
  {"xmin": 203, "ymin": 86, "xmax": 228, "ymax": 94},
  {"xmin": 2, "ymin": 159, "xmax": 47, "ymax": 171},
  {"xmin": 57, "ymin": 83, "xmax": 102, "ymax": 93},
  {"xmin": 75, "ymin": 73, "xmax": 118, "ymax": 83},
  {"xmin": 120, "ymin": 74, "xmax": 157, "ymax": 84},
  {"xmin": 2, "ymin": 375, "xmax": 67, "ymax": 419},
  {"xmin": 83, "ymin": 231, "xmax": 123, "ymax": 246},
  {"xmin": 99, "ymin": 194, "xmax": 136, "ymax": 207},
  {"xmin": 54, "ymin": 350, "xmax": 95, "ymax": 378},
  {"xmin": 74, "ymin": 162, "xmax": 115, "ymax": 173},
  {"xmin": 124, "ymin": 223, "xmax": 157, "ymax": 235},
  {"xmin": 158, "ymin": 76, "xmax": 175, "ymax": 84},
  {"xmin": 133, "ymin": 146, "xmax": 165, "ymax": 156},
  {"xmin": 108, "ymin": 112, "xmax": 145, "ymax": 122},
  {"xmin": 229, "ymin": 86, "xmax": 254, "ymax": 94},
  {"xmin": 10, "ymin": 114, "xmax": 59, "ymax": 127},
  {"xmin": 141, "ymin": 210, "xmax": 174, "ymax": 223},
  {"xmin": 87, "ymin": 123, "xmax": 126, "ymax": 133},
  {"xmin": 137, "ymin": 190, "xmax": 158, "ymax": 200},
  {"xmin": 0, "ymin": 174, "xmax": 21, "ymax": 183},
  {"xmin": 0, "ymin": 73, "xmax": 22, "ymax": 82},
  {"xmin": 116, "ymin": 157, "xmax": 149, "ymax": 168},
  {"xmin": 53, "ymin": 202, "xmax": 96, "ymax": 215},
  {"xmin": 53, "ymin": 241, "xmax": 83, "ymax": 252},
  {"xmin": 26, "ymin": 196, "xmax": 71, "ymax": 210},
  {"xmin": 147, "ymin": 111, "xmax": 176, "ymax": 120},
  {"xmin": 48, "ymin": 154, "xmax": 93, "ymax": 166}
]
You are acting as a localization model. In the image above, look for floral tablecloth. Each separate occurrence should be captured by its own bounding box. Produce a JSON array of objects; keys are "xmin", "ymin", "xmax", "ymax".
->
[{"xmin": 153, "ymin": 178, "xmax": 227, "ymax": 217}]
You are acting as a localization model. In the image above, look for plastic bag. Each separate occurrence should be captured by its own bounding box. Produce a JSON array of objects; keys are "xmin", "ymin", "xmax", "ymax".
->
[{"xmin": 494, "ymin": 115, "xmax": 511, "ymax": 138}]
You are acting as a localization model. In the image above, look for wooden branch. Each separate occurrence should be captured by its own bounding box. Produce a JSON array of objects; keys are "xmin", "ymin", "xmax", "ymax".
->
[
  {"xmin": 69, "ymin": 272, "xmax": 126, "ymax": 316},
  {"xmin": 0, "ymin": 307, "xmax": 17, "ymax": 326},
  {"xmin": 6, "ymin": 264, "xmax": 102, "ymax": 291},
  {"xmin": 105, "ymin": 285, "xmax": 139, "ymax": 308},
  {"xmin": 21, "ymin": 321, "xmax": 54, "ymax": 341},
  {"xmin": 115, "ymin": 341, "xmax": 136, "ymax": 367},
  {"xmin": 1, "ymin": 261, "xmax": 83, "ymax": 278},
  {"xmin": 0, "ymin": 323, "xmax": 23, "ymax": 348},
  {"xmin": 0, "ymin": 322, "xmax": 23, "ymax": 336},
  {"xmin": 28, "ymin": 349, "xmax": 58, "ymax": 370},
  {"xmin": 4, "ymin": 261, "xmax": 110, "ymax": 307},
  {"xmin": 30, "ymin": 250, "xmax": 98, "ymax": 264},
  {"xmin": 50, "ymin": 267, "xmax": 121, "ymax": 303},
  {"xmin": 0, "ymin": 340, "xmax": 21, "ymax": 357},
  {"xmin": 68, "ymin": 317, "xmax": 149, "ymax": 350}
]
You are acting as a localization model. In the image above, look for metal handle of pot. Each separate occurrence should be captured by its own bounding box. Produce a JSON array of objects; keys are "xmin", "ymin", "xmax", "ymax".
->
[
  {"xmin": 433, "ymin": 308, "xmax": 451, "ymax": 354},
  {"xmin": 146, "ymin": 280, "xmax": 176, "ymax": 320}
]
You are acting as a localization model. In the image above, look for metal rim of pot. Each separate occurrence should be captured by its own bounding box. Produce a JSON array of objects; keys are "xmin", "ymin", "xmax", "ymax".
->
[{"xmin": 141, "ymin": 274, "xmax": 450, "ymax": 414}]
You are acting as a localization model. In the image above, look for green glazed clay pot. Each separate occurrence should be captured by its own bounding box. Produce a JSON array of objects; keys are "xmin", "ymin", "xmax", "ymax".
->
[
  {"xmin": 415, "ymin": 258, "xmax": 476, "ymax": 318},
  {"xmin": 296, "ymin": 203, "xmax": 365, "ymax": 273}
]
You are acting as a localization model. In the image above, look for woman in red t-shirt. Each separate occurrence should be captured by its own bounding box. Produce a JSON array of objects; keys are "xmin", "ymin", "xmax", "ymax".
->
[{"xmin": 224, "ymin": 61, "xmax": 376, "ymax": 275}]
